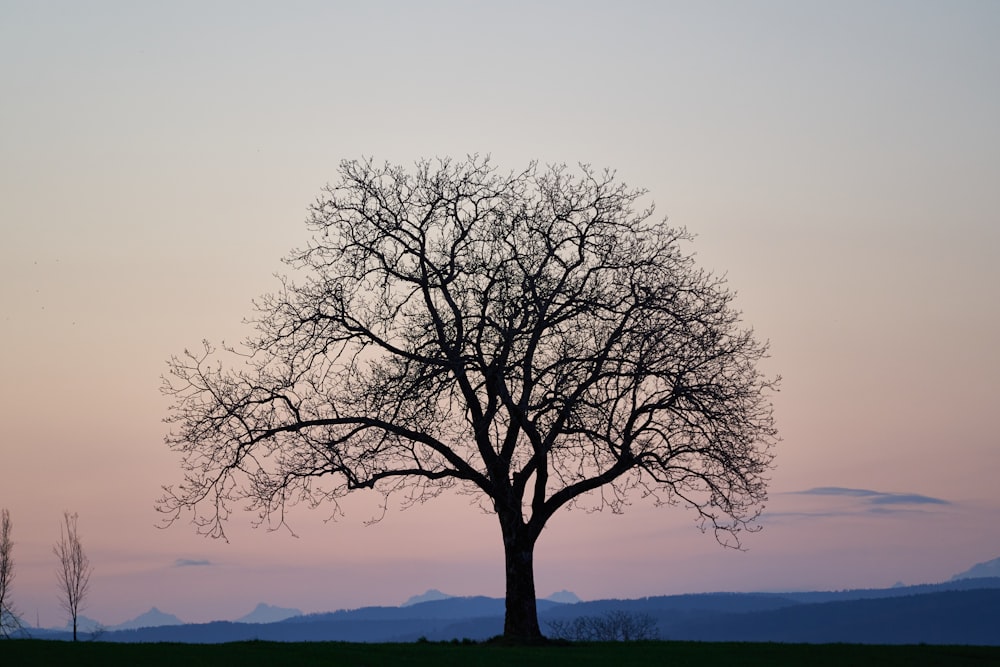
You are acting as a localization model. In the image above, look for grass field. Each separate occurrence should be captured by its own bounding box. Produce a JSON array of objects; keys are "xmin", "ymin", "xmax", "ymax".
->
[{"xmin": 3, "ymin": 639, "xmax": 999, "ymax": 666}]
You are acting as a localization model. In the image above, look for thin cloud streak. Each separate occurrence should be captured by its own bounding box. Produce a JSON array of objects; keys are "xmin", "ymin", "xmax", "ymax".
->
[
  {"xmin": 795, "ymin": 487, "xmax": 950, "ymax": 505},
  {"xmin": 173, "ymin": 559, "xmax": 213, "ymax": 568},
  {"xmin": 762, "ymin": 486, "xmax": 953, "ymax": 523},
  {"xmin": 868, "ymin": 494, "xmax": 949, "ymax": 506}
]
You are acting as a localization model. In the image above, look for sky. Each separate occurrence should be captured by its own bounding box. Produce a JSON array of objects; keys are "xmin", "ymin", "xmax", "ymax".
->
[{"xmin": 1, "ymin": 1, "xmax": 998, "ymax": 628}]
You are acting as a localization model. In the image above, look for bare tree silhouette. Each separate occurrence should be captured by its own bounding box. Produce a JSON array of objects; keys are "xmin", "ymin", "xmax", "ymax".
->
[
  {"xmin": 54, "ymin": 512, "xmax": 92, "ymax": 641},
  {"xmin": 161, "ymin": 157, "xmax": 778, "ymax": 640},
  {"xmin": 0, "ymin": 509, "xmax": 25, "ymax": 638}
]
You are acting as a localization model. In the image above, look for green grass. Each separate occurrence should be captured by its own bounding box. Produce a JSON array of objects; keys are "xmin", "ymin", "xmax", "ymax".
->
[{"xmin": 2, "ymin": 639, "xmax": 999, "ymax": 666}]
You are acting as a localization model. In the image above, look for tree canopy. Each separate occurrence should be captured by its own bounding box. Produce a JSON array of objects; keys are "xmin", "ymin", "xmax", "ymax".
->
[{"xmin": 161, "ymin": 157, "xmax": 778, "ymax": 639}]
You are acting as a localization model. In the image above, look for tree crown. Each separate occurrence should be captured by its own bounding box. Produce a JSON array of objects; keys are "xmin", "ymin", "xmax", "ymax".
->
[{"xmin": 161, "ymin": 156, "xmax": 777, "ymax": 546}]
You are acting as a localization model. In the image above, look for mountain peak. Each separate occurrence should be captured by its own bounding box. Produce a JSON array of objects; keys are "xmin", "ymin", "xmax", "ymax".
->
[
  {"xmin": 402, "ymin": 589, "xmax": 454, "ymax": 606},
  {"xmin": 236, "ymin": 603, "xmax": 302, "ymax": 624},
  {"xmin": 950, "ymin": 556, "xmax": 1000, "ymax": 581},
  {"xmin": 64, "ymin": 614, "xmax": 103, "ymax": 633},
  {"xmin": 544, "ymin": 589, "xmax": 581, "ymax": 604},
  {"xmin": 112, "ymin": 607, "xmax": 183, "ymax": 631}
]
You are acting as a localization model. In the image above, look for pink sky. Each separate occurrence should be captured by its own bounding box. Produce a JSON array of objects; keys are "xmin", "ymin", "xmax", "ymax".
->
[{"xmin": 2, "ymin": 1, "xmax": 998, "ymax": 627}]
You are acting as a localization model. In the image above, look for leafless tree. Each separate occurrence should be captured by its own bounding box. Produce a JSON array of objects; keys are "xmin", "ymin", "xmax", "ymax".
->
[
  {"xmin": 0, "ymin": 508, "xmax": 25, "ymax": 638},
  {"xmin": 547, "ymin": 610, "xmax": 660, "ymax": 641},
  {"xmin": 160, "ymin": 157, "xmax": 778, "ymax": 640},
  {"xmin": 54, "ymin": 511, "xmax": 92, "ymax": 641}
]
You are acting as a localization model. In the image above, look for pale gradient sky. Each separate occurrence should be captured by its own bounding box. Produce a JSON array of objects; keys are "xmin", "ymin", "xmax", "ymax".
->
[{"xmin": 2, "ymin": 1, "xmax": 998, "ymax": 627}]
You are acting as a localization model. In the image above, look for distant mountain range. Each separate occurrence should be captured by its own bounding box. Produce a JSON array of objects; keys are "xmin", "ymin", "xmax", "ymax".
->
[
  {"xmin": 53, "ymin": 603, "xmax": 299, "ymax": 634},
  {"xmin": 111, "ymin": 607, "xmax": 183, "ymax": 631},
  {"xmin": 951, "ymin": 556, "xmax": 1000, "ymax": 581},
  {"xmin": 235, "ymin": 603, "xmax": 302, "ymax": 624},
  {"xmin": 19, "ymin": 558, "xmax": 1000, "ymax": 645},
  {"xmin": 57, "ymin": 607, "xmax": 183, "ymax": 635},
  {"xmin": 401, "ymin": 589, "xmax": 452, "ymax": 606},
  {"xmin": 402, "ymin": 588, "xmax": 581, "ymax": 607}
]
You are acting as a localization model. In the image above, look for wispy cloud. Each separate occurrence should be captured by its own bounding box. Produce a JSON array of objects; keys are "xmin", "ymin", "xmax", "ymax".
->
[
  {"xmin": 174, "ymin": 558, "xmax": 213, "ymax": 568},
  {"xmin": 763, "ymin": 486, "xmax": 952, "ymax": 522},
  {"xmin": 796, "ymin": 487, "xmax": 950, "ymax": 506}
]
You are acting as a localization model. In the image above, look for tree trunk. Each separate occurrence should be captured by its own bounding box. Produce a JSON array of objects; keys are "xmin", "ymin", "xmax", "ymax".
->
[{"xmin": 500, "ymin": 514, "xmax": 543, "ymax": 641}]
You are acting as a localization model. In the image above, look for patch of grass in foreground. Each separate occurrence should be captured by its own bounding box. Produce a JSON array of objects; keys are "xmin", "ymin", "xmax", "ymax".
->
[{"xmin": 2, "ymin": 639, "xmax": 998, "ymax": 667}]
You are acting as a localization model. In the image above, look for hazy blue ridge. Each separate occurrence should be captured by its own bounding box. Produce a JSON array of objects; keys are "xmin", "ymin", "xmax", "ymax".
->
[
  {"xmin": 541, "ymin": 592, "xmax": 802, "ymax": 619},
  {"xmin": 96, "ymin": 618, "xmax": 452, "ymax": 643},
  {"xmin": 21, "ymin": 577, "xmax": 1000, "ymax": 644},
  {"xmin": 235, "ymin": 603, "xmax": 302, "ymax": 624},
  {"xmin": 775, "ymin": 576, "xmax": 1000, "ymax": 603},
  {"xmin": 665, "ymin": 589, "xmax": 1000, "ymax": 645},
  {"xmin": 401, "ymin": 589, "xmax": 452, "ymax": 606},
  {"xmin": 283, "ymin": 596, "xmax": 564, "ymax": 623},
  {"xmin": 111, "ymin": 607, "xmax": 184, "ymax": 631},
  {"xmin": 951, "ymin": 557, "xmax": 1000, "ymax": 581}
]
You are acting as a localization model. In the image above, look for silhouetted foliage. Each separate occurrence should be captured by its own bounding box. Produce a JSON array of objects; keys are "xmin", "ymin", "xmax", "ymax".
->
[
  {"xmin": 547, "ymin": 610, "xmax": 659, "ymax": 641},
  {"xmin": 54, "ymin": 511, "xmax": 92, "ymax": 641},
  {"xmin": 161, "ymin": 157, "xmax": 778, "ymax": 640}
]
